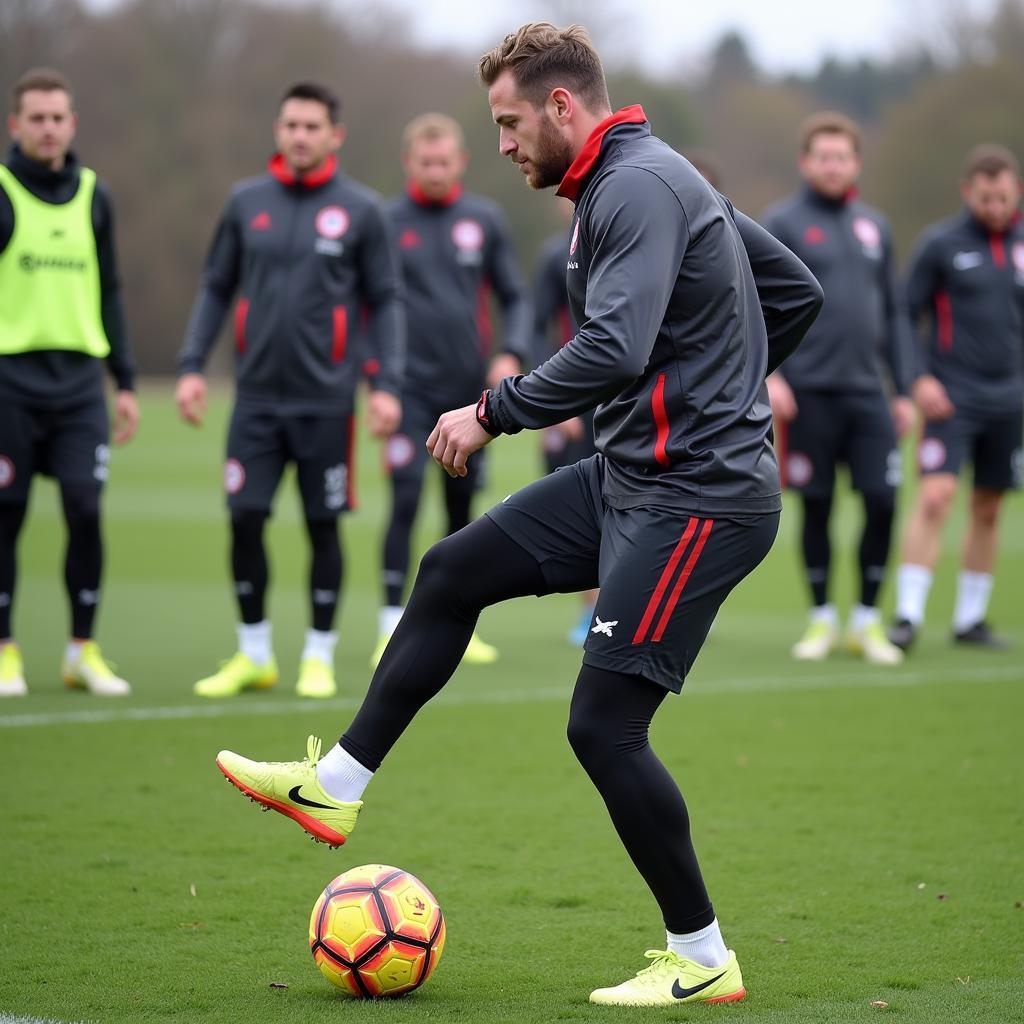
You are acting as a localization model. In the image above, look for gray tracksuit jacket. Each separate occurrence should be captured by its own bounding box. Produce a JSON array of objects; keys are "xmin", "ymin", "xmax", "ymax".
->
[{"xmin": 483, "ymin": 108, "xmax": 823, "ymax": 516}]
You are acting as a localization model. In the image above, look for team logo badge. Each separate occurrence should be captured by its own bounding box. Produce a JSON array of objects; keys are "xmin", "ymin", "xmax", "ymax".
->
[
  {"xmin": 852, "ymin": 216, "xmax": 882, "ymax": 255},
  {"xmin": 399, "ymin": 228, "xmax": 422, "ymax": 250},
  {"xmin": 386, "ymin": 434, "xmax": 415, "ymax": 470},
  {"xmin": 94, "ymin": 444, "xmax": 110, "ymax": 482},
  {"xmin": 451, "ymin": 219, "xmax": 484, "ymax": 251},
  {"xmin": 224, "ymin": 458, "xmax": 246, "ymax": 495},
  {"xmin": 569, "ymin": 218, "xmax": 580, "ymax": 256},
  {"xmin": 804, "ymin": 224, "xmax": 826, "ymax": 246},
  {"xmin": 316, "ymin": 206, "xmax": 350, "ymax": 240},
  {"xmin": 324, "ymin": 463, "xmax": 348, "ymax": 510},
  {"xmin": 918, "ymin": 438, "xmax": 947, "ymax": 472},
  {"xmin": 0, "ymin": 456, "xmax": 14, "ymax": 489},
  {"xmin": 1013, "ymin": 242, "xmax": 1024, "ymax": 274},
  {"xmin": 786, "ymin": 452, "xmax": 813, "ymax": 488}
]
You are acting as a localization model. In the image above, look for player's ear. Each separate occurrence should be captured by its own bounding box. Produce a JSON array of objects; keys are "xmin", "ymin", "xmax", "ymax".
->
[
  {"xmin": 6, "ymin": 113, "xmax": 18, "ymax": 140},
  {"xmin": 549, "ymin": 88, "xmax": 573, "ymax": 126},
  {"xmin": 332, "ymin": 123, "xmax": 347, "ymax": 151}
]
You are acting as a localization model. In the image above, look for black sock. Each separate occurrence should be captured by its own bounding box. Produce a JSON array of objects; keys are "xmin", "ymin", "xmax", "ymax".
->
[
  {"xmin": 567, "ymin": 665, "xmax": 715, "ymax": 932},
  {"xmin": 382, "ymin": 476, "xmax": 422, "ymax": 607},
  {"xmin": 0, "ymin": 502, "xmax": 27, "ymax": 638},
  {"xmin": 307, "ymin": 518, "xmax": 343, "ymax": 632},
  {"xmin": 231, "ymin": 509, "xmax": 268, "ymax": 624},
  {"xmin": 801, "ymin": 494, "xmax": 832, "ymax": 607},
  {"xmin": 859, "ymin": 491, "xmax": 895, "ymax": 608},
  {"xmin": 62, "ymin": 486, "xmax": 102, "ymax": 639}
]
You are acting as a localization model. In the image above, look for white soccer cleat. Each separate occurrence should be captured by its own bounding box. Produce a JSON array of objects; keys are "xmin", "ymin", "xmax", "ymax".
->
[
  {"xmin": 845, "ymin": 621, "xmax": 904, "ymax": 665},
  {"xmin": 0, "ymin": 643, "xmax": 27, "ymax": 697},
  {"xmin": 791, "ymin": 619, "xmax": 837, "ymax": 661},
  {"xmin": 61, "ymin": 641, "xmax": 132, "ymax": 696}
]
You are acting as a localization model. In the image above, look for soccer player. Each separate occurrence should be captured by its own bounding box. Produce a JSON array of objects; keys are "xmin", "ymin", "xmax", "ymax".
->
[
  {"xmin": 372, "ymin": 113, "xmax": 530, "ymax": 669},
  {"xmin": 0, "ymin": 69, "xmax": 138, "ymax": 698},
  {"xmin": 889, "ymin": 144, "xmax": 1024, "ymax": 651},
  {"xmin": 176, "ymin": 82, "xmax": 403, "ymax": 699},
  {"xmin": 763, "ymin": 112, "xmax": 914, "ymax": 665},
  {"xmin": 214, "ymin": 24, "xmax": 822, "ymax": 1006}
]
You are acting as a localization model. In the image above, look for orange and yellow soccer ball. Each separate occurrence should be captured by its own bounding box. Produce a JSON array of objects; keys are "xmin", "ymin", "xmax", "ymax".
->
[{"xmin": 309, "ymin": 864, "xmax": 446, "ymax": 997}]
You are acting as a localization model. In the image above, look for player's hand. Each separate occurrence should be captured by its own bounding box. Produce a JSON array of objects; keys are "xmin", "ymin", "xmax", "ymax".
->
[
  {"xmin": 555, "ymin": 417, "xmax": 585, "ymax": 442},
  {"xmin": 367, "ymin": 390, "xmax": 401, "ymax": 439},
  {"xmin": 890, "ymin": 396, "xmax": 916, "ymax": 438},
  {"xmin": 766, "ymin": 372, "xmax": 797, "ymax": 423},
  {"xmin": 912, "ymin": 375, "xmax": 955, "ymax": 422},
  {"xmin": 486, "ymin": 353, "xmax": 521, "ymax": 390},
  {"xmin": 112, "ymin": 390, "xmax": 140, "ymax": 445},
  {"xmin": 176, "ymin": 373, "xmax": 207, "ymax": 426},
  {"xmin": 426, "ymin": 403, "xmax": 494, "ymax": 478}
]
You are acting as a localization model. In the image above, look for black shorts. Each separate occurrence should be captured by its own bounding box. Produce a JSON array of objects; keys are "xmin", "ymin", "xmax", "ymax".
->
[
  {"xmin": 542, "ymin": 409, "xmax": 598, "ymax": 475},
  {"xmin": 785, "ymin": 388, "xmax": 900, "ymax": 498},
  {"xmin": 225, "ymin": 404, "xmax": 356, "ymax": 519},
  {"xmin": 486, "ymin": 454, "xmax": 779, "ymax": 692},
  {"xmin": 383, "ymin": 394, "xmax": 486, "ymax": 493},
  {"xmin": 0, "ymin": 395, "xmax": 109, "ymax": 503},
  {"xmin": 918, "ymin": 406, "xmax": 1024, "ymax": 492}
]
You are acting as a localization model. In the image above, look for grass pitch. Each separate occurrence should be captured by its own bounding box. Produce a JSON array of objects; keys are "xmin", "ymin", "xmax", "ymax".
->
[{"xmin": 1, "ymin": 387, "xmax": 1022, "ymax": 1023}]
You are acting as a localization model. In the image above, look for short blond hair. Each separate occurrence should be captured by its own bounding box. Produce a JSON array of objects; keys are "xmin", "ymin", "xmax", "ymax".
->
[
  {"xmin": 10, "ymin": 67, "xmax": 73, "ymax": 114},
  {"xmin": 800, "ymin": 111, "xmax": 861, "ymax": 156},
  {"xmin": 402, "ymin": 113, "xmax": 465, "ymax": 153},
  {"xmin": 478, "ymin": 22, "xmax": 610, "ymax": 113}
]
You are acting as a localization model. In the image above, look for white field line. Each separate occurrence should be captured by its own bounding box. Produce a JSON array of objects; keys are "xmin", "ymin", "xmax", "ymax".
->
[
  {"xmin": 0, "ymin": 1017, "xmax": 86, "ymax": 1024},
  {"xmin": 0, "ymin": 663, "xmax": 1019, "ymax": 730}
]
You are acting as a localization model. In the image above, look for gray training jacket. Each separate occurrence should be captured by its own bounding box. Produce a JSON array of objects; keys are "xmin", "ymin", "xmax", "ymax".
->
[{"xmin": 484, "ymin": 108, "xmax": 823, "ymax": 517}]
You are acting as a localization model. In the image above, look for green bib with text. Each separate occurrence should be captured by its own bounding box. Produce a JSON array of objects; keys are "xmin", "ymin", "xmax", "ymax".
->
[{"xmin": 0, "ymin": 163, "xmax": 109, "ymax": 358}]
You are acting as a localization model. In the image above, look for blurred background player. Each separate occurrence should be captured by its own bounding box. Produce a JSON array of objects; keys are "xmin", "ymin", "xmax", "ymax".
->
[
  {"xmin": 176, "ymin": 82, "xmax": 404, "ymax": 699},
  {"xmin": 763, "ymin": 112, "xmax": 914, "ymax": 665},
  {"xmin": 371, "ymin": 113, "xmax": 529, "ymax": 667},
  {"xmin": 532, "ymin": 195, "xmax": 597, "ymax": 645},
  {"xmin": 890, "ymin": 144, "xmax": 1024, "ymax": 652},
  {"xmin": 0, "ymin": 69, "xmax": 139, "ymax": 698}
]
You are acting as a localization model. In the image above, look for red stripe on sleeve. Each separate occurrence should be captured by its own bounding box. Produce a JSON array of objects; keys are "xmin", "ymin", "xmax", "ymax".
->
[
  {"xmin": 651, "ymin": 519, "xmax": 714, "ymax": 643},
  {"xmin": 934, "ymin": 292, "xmax": 953, "ymax": 352},
  {"xmin": 332, "ymin": 306, "xmax": 348, "ymax": 363},
  {"xmin": 234, "ymin": 298, "xmax": 249, "ymax": 354},
  {"xmin": 633, "ymin": 517, "xmax": 698, "ymax": 645},
  {"xmin": 652, "ymin": 373, "xmax": 671, "ymax": 467}
]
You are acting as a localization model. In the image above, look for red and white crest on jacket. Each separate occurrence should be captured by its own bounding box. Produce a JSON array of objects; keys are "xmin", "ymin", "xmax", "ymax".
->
[
  {"xmin": 569, "ymin": 218, "xmax": 580, "ymax": 256},
  {"xmin": 316, "ymin": 206, "xmax": 350, "ymax": 240},
  {"xmin": 452, "ymin": 218, "xmax": 484, "ymax": 251},
  {"xmin": 0, "ymin": 456, "xmax": 14, "ymax": 489},
  {"xmin": 852, "ymin": 216, "xmax": 881, "ymax": 251},
  {"xmin": 1012, "ymin": 241, "xmax": 1024, "ymax": 274}
]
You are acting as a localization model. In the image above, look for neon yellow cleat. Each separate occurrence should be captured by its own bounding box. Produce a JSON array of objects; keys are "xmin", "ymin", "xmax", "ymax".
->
[
  {"xmin": 0, "ymin": 643, "xmax": 27, "ymax": 697},
  {"xmin": 791, "ymin": 619, "xmax": 837, "ymax": 661},
  {"xmin": 845, "ymin": 621, "xmax": 904, "ymax": 665},
  {"xmin": 193, "ymin": 652, "xmax": 277, "ymax": 698},
  {"xmin": 216, "ymin": 735, "xmax": 361, "ymax": 847},
  {"xmin": 295, "ymin": 656, "xmax": 337, "ymax": 698},
  {"xmin": 62, "ymin": 641, "xmax": 131, "ymax": 696},
  {"xmin": 462, "ymin": 631, "xmax": 499, "ymax": 665},
  {"xmin": 589, "ymin": 949, "xmax": 746, "ymax": 1007}
]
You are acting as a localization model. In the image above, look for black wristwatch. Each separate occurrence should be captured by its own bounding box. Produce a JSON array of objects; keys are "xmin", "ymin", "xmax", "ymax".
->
[{"xmin": 475, "ymin": 389, "xmax": 501, "ymax": 437}]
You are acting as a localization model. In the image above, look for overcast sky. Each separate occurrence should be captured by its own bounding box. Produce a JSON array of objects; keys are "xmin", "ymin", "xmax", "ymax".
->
[{"xmin": 337, "ymin": 0, "xmax": 1000, "ymax": 74}]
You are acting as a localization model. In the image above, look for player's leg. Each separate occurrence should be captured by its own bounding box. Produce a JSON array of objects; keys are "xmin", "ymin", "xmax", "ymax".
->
[
  {"xmin": 890, "ymin": 416, "xmax": 966, "ymax": 651},
  {"xmin": 584, "ymin": 509, "xmax": 778, "ymax": 1005},
  {"xmin": 951, "ymin": 409, "xmax": 1021, "ymax": 647},
  {"xmin": 216, "ymin": 457, "xmax": 604, "ymax": 844},
  {"xmin": 0, "ymin": 399, "xmax": 32, "ymax": 696},
  {"xmin": 845, "ymin": 392, "xmax": 903, "ymax": 664},
  {"xmin": 786, "ymin": 390, "xmax": 840, "ymax": 660},
  {"xmin": 194, "ymin": 404, "xmax": 284, "ymax": 696}
]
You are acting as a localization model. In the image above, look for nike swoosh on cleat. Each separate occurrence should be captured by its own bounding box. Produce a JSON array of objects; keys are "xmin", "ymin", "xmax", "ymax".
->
[
  {"xmin": 672, "ymin": 973, "xmax": 726, "ymax": 1000},
  {"xmin": 287, "ymin": 785, "xmax": 336, "ymax": 810}
]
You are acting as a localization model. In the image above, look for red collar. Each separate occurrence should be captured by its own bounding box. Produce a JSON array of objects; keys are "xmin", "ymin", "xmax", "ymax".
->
[
  {"xmin": 407, "ymin": 180, "xmax": 463, "ymax": 207},
  {"xmin": 556, "ymin": 105, "xmax": 648, "ymax": 202},
  {"xmin": 268, "ymin": 152, "xmax": 337, "ymax": 188}
]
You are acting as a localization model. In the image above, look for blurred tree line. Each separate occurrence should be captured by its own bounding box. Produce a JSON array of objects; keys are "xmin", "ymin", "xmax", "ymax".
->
[{"xmin": 2, "ymin": 0, "xmax": 1023, "ymax": 374}]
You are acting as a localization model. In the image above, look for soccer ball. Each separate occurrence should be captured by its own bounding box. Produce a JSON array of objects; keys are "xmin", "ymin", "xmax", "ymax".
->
[{"xmin": 309, "ymin": 864, "xmax": 446, "ymax": 997}]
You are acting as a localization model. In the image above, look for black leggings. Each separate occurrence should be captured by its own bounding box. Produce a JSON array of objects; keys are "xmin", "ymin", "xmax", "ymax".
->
[{"xmin": 342, "ymin": 515, "xmax": 715, "ymax": 932}]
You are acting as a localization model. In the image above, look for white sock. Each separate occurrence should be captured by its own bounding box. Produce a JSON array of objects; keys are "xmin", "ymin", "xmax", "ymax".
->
[
  {"xmin": 379, "ymin": 605, "xmax": 403, "ymax": 636},
  {"xmin": 317, "ymin": 743, "xmax": 374, "ymax": 802},
  {"xmin": 667, "ymin": 918, "xmax": 729, "ymax": 968},
  {"xmin": 896, "ymin": 564, "xmax": 933, "ymax": 625},
  {"xmin": 953, "ymin": 571, "xmax": 993, "ymax": 632},
  {"xmin": 302, "ymin": 628, "xmax": 337, "ymax": 664},
  {"xmin": 849, "ymin": 603, "xmax": 880, "ymax": 632},
  {"xmin": 65, "ymin": 640, "xmax": 86, "ymax": 662},
  {"xmin": 237, "ymin": 620, "xmax": 272, "ymax": 666},
  {"xmin": 810, "ymin": 603, "xmax": 838, "ymax": 627}
]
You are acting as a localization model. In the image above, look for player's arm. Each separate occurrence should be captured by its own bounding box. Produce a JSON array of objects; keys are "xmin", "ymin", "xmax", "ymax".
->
[
  {"xmin": 175, "ymin": 195, "xmax": 243, "ymax": 425},
  {"xmin": 484, "ymin": 207, "xmax": 531, "ymax": 386},
  {"xmin": 92, "ymin": 182, "xmax": 139, "ymax": 444},
  {"xmin": 356, "ymin": 200, "xmax": 405, "ymax": 437},
  {"xmin": 733, "ymin": 208, "xmax": 823, "ymax": 375},
  {"xmin": 904, "ymin": 232, "xmax": 954, "ymax": 420},
  {"xmin": 487, "ymin": 167, "xmax": 689, "ymax": 434},
  {"xmin": 879, "ymin": 222, "xmax": 915, "ymax": 435}
]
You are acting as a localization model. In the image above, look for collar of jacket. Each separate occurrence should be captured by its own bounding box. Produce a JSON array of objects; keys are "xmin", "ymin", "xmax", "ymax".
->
[
  {"xmin": 556, "ymin": 105, "xmax": 648, "ymax": 202},
  {"xmin": 961, "ymin": 205, "xmax": 1021, "ymax": 240},
  {"xmin": 407, "ymin": 180, "xmax": 463, "ymax": 207},
  {"xmin": 267, "ymin": 152, "xmax": 337, "ymax": 188},
  {"xmin": 802, "ymin": 182, "xmax": 858, "ymax": 210},
  {"xmin": 7, "ymin": 143, "xmax": 81, "ymax": 195}
]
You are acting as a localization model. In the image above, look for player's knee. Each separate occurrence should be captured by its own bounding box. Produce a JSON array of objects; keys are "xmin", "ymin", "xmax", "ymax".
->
[
  {"xmin": 863, "ymin": 490, "xmax": 896, "ymax": 525},
  {"xmin": 230, "ymin": 508, "xmax": 267, "ymax": 544},
  {"xmin": 305, "ymin": 517, "xmax": 340, "ymax": 554},
  {"xmin": 566, "ymin": 702, "xmax": 604, "ymax": 768},
  {"xmin": 61, "ymin": 486, "xmax": 100, "ymax": 529},
  {"xmin": 919, "ymin": 479, "xmax": 956, "ymax": 522},
  {"xmin": 412, "ymin": 535, "xmax": 463, "ymax": 598},
  {"xmin": 971, "ymin": 489, "xmax": 1002, "ymax": 528}
]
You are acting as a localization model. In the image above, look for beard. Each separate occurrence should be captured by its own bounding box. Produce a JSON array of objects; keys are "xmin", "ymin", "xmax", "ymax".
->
[{"xmin": 525, "ymin": 114, "xmax": 575, "ymax": 190}]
